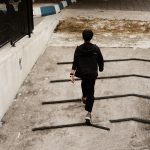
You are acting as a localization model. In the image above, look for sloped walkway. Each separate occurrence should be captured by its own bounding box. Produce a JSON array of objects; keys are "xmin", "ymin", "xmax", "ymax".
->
[{"xmin": 0, "ymin": 44, "xmax": 150, "ymax": 149}]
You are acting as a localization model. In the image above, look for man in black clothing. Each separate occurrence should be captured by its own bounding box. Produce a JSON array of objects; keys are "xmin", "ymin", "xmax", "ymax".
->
[{"xmin": 70, "ymin": 29, "xmax": 104, "ymax": 123}]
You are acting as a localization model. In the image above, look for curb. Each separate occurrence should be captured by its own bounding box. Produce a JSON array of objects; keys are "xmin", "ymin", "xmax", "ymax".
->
[{"xmin": 33, "ymin": 0, "xmax": 76, "ymax": 17}]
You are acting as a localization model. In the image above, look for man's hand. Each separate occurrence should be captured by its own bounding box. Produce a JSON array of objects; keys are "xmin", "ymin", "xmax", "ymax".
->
[
  {"xmin": 70, "ymin": 70, "xmax": 75, "ymax": 83},
  {"xmin": 70, "ymin": 74, "xmax": 75, "ymax": 83}
]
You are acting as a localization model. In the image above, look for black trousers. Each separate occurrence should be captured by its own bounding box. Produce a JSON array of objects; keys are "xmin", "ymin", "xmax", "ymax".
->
[{"xmin": 81, "ymin": 78, "xmax": 96, "ymax": 113}]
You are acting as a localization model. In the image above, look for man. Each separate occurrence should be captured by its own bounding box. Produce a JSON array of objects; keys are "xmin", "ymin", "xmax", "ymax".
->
[{"xmin": 70, "ymin": 29, "xmax": 104, "ymax": 124}]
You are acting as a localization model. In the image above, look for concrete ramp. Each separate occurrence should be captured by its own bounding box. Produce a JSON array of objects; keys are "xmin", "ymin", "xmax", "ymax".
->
[{"xmin": 0, "ymin": 45, "xmax": 150, "ymax": 150}]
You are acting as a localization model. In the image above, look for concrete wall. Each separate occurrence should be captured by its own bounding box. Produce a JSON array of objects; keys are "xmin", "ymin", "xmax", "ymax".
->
[{"xmin": 0, "ymin": 15, "xmax": 59, "ymax": 121}]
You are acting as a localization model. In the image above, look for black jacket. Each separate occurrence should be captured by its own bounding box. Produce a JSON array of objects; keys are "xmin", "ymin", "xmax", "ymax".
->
[{"xmin": 72, "ymin": 43, "xmax": 104, "ymax": 79}]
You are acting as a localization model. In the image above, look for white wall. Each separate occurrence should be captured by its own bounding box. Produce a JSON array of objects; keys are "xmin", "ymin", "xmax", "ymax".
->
[{"xmin": 0, "ymin": 15, "xmax": 59, "ymax": 121}]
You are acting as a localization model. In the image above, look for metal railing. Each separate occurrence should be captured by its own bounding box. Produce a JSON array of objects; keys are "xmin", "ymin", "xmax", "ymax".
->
[{"xmin": 0, "ymin": 0, "xmax": 34, "ymax": 48}]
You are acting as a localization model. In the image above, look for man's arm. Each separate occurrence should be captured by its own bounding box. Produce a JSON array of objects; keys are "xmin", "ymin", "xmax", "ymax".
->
[
  {"xmin": 70, "ymin": 46, "xmax": 78, "ymax": 83},
  {"xmin": 97, "ymin": 48, "xmax": 104, "ymax": 72},
  {"xmin": 72, "ymin": 46, "xmax": 79, "ymax": 71}
]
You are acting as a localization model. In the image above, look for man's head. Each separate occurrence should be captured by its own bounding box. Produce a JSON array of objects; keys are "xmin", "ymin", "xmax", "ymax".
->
[{"xmin": 82, "ymin": 29, "xmax": 94, "ymax": 42}]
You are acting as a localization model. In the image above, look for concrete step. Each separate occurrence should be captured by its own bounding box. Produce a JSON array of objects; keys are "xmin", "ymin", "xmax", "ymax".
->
[
  {"xmin": 34, "ymin": 96, "xmax": 149, "ymax": 126},
  {"xmin": 50, "ymin": 61, "xmax": 150, "ymax": 79},
  {"xmin": 44, "ymin": 46, "xmax": 150, "ymax": 62},
  {"xmin": 40, "ymin": 78, "xmax": 150, "ymax": 101},
  {"xmin": 28, "ymin": 46, "xmax": 150, "ymax": 81}
]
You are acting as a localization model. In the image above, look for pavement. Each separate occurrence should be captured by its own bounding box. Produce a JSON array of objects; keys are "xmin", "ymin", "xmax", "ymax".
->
[
  {"xmin": 0, "ymin": 0, "xmax": 150, "ymax": 150},
  {"xmin": 1, "ymin": 46, "xmax": 150, "ymax": 150}
]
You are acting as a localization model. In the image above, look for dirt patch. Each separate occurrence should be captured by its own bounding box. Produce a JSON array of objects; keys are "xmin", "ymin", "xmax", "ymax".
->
[{"xmin": 54, "ymin": 17, "xmax": 150, "ymax": 35}]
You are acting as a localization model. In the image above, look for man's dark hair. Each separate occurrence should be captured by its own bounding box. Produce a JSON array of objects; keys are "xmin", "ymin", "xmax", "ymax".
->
[{"xmin": 82, "ymin": 29, "xmax": 94, "ymax": 42}]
